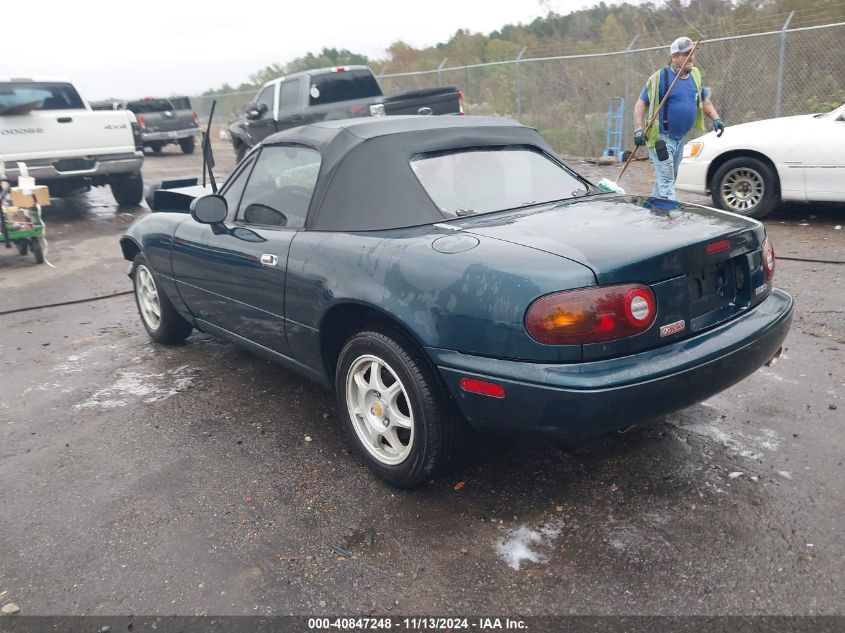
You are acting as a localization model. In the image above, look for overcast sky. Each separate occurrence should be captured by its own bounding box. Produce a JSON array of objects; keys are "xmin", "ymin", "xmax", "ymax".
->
[{"xmin": 4, "ymin": 0, "xmax": 608, "ymax": 100}]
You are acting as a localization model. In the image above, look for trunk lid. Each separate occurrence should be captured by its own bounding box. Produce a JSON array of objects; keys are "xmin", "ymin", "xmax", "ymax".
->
[
  {"xmin": 461, "ymin": 195, "xmax": 763, "ymax": 284},
  {"xmin": 459, "ymin": 195, "xmax": 771, "ymax": 360}
]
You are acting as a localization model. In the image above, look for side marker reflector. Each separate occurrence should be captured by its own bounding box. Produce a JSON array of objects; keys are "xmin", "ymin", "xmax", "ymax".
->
[{"xmin": 460, "ymin": 378, "xmax": 506, "ymax": 398}]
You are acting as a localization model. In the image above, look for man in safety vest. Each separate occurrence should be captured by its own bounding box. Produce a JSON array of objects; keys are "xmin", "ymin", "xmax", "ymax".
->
[{"xmin": 633, "ymin": 36, "xmax": 725, "ymax": 200}]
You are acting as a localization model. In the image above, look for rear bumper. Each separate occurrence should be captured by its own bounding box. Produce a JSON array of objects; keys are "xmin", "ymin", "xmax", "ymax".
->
[
  {"xmin": 2, "ymin": 153, "xmax": 143, "ymax": 182},
  {"xmin": 142, "ymin": 128, "xmax": 201, "ymax": 142},
  {"xmin": 676, "ymin": 159, "xmax": 711, "ymax": 195},
  {"xmin": 430, "ymin": 289, "xmax": 793, "ymax": 440}
]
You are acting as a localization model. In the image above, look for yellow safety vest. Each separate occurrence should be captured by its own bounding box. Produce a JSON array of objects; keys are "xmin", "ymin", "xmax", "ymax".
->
[{"xmin": 645, "ymin": 66, "xmax": 705, "ymax": 147}]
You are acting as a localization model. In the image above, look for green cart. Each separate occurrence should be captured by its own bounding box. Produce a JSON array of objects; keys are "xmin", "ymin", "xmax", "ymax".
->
[{"xmin": 1, "ymin": 205, "xmax": 45, "ymax": 264}]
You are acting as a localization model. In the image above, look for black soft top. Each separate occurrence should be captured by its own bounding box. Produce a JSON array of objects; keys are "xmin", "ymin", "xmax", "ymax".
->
[{"xmin": 260, "ymin": 116, "xmax": 555, "ymax": 231}]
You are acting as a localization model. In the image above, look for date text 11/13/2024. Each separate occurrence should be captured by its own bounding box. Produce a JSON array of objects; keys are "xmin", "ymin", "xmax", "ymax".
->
[{"xmin": 307, "ymin": 617, "xmax": 527, "ymax": 630}]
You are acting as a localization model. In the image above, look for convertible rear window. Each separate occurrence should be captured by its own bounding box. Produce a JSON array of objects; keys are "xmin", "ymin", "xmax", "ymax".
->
[{"xmin": 410, "ymin": 145, "xmax": 590, "ymax": 217}]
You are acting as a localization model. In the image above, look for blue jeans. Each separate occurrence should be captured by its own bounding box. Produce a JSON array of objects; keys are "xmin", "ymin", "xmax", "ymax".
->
[{"xmin": 649, "ymin": 134, "xmax": 685, "ymax": 200}]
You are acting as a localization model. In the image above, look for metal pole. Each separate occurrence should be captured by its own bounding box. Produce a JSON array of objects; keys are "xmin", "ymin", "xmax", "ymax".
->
[
  {"xmin": 437, "ymin": 58, "xmax": 448, "ymax": 87},
  {"xmin": 775, "ymin": 11, "xmax": 795, "ymax": 118},
  {"xmin": 516, "ymin": 47, "xmax": 527, "ymax": 122},
  {"xmin": 623, "ymin": 34, "xmax": 639, "ymax": 140}
]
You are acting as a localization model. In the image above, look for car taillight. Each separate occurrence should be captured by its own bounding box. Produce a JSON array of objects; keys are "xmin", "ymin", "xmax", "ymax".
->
[
  {"xmin": 136, "ymin": 114, "xmax": 146, "ymax": 130},
  {"xmin": 762, "ymin": 237, "xmax": 775, "ymax": 280},
  {"xmin": 130, "ymin": 121, "xmax": 143, "ymax": 151},
  {"xmin": 192, "ymin": 111, "xmax": 200, "ymax": 126},
  {"xmin": 457, "ymin": 90, "xmax": 464, "ymax": 115},
  {"xmin": 525, "ymin": 283, "xmax": 657, "ymax": 345}
]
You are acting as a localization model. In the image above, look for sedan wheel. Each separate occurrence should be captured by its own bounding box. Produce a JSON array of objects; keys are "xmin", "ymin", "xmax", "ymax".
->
[
  {"xmin": 336, "ymin": 328, "xmax": 465, "ymax": 487},
  {"xmin": 132, "ymin": 253, "xmax": 193, "ymax": 344},
  {"xmin": 712, "ymin": 156, "xmax": 779, "ymax": 219},
  {"xmin": 721, "ymin": 167, "xmax": 764, "ymax": 213}
]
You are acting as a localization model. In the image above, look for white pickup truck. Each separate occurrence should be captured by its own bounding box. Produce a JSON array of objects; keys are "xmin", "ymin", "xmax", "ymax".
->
[{"xmin": 0, "ymin": 77, "xmax": 145, "ymax": 205}]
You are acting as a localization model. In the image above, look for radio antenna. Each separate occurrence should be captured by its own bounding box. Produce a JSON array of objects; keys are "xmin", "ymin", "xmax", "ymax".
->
[{"xmin": 201, "ymin": 101, "xmax": 218, "ymax": 193}]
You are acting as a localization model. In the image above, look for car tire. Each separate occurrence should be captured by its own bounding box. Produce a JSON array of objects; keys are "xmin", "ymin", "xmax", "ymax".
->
[
  {"xmin": 179, "ymin": 137, "xmax": 196, "ymax": 154},
  {"xmin": 16, "ymin": 239, "xmax": 28, "ymax": 256},
  {"xmin": 30, "ymin": 238, "xmax": 43, "ymax": 264},
  {"xmin": 111, "ymin": 172, "xmax": 144, "ymax": 206},
  {"xmin": 132, "ymin": 253, "xmax": 193, "ymax": 344},
  {"xmin": 336, "ymin": 327, "xmax": 464, "ymax": 488},
  {"xmin": 711, "ymin": 156, "xmax": 779, "ymax": 219}
]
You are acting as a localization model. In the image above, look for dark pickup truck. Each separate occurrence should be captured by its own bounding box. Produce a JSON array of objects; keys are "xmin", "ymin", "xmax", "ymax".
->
[
  {"xmin": 123, "ymin": 97, "xmax": 201, "ymax": 154},
  {"xmin": 228, "ymin": 65, "xmax": 463, "ymax": 161}
]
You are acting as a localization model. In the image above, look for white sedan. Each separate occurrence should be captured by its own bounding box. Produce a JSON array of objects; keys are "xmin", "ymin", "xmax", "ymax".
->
[{"xmin": 676, "ymin": 103, "xmax": 845, "ymax": 218}]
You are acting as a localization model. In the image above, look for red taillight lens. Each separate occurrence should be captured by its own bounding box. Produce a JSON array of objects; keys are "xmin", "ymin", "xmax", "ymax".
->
[
  {"xmin": 525, "ymin": 284, "xmax": 657, "ymax": 345},
  {"xmin": 457, "ymin": 90, "xmax": 465, "ymax": 115},
  {"xmin": 460, "ymin": 378, "xmax": 506, "ymax": 398},
  {"xmin": 136, "ymin": 114, "xmax": 146, "ymax": 130},
  {"xmin": 762, "ymin": 237, "xmax": 775, "ymax": 280},
  {"xmin": 192, "ymin": 111, "xmax": 200, "ymax": 126}
]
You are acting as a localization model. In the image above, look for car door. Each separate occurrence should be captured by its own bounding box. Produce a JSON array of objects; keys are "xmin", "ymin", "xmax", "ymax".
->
[
  {"xmin": 802, "ymin": 106, "xmax": 845, "ymax": 200},
  {"xmin": 172, "ymin": 143, "xmax": 321, "ymax": 355},
  {"xmin": 245, "ymin": 84, "xmax": 278, "ymax": 145},
  {"xmin": 276, "ymin": 78, "xmax": 304, "ymax": 131}
]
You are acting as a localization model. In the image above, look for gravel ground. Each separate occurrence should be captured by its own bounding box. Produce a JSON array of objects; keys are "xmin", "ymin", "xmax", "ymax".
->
[{"xmin": 0, "ymin": 140, "xmax": 842, "ymax": 617}]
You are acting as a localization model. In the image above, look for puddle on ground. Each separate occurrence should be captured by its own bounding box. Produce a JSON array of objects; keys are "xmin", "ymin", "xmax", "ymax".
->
[{"xmin": 76, "ymin": 365, "xmax": 196, "ymax": 410}]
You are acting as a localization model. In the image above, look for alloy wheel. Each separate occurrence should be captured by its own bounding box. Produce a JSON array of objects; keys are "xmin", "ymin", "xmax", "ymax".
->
[
  {"xmin": 345, "ymin": 354, "xmax": 415, "ymax": 466},
  {"xmin": 135, "ymin": 265, "xmax": 161, "ymax": 331}
]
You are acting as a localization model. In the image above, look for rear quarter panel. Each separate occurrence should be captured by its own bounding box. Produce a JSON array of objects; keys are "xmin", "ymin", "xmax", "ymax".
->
[{"xmin": 284, "ymin": 226, "xmax": 597, "ymax": 377}]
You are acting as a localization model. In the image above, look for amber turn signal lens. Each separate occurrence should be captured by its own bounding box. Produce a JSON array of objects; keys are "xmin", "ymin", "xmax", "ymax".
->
[{"xmin": 525, "ymin": 284, "xmax": 657, "ymax": 345}]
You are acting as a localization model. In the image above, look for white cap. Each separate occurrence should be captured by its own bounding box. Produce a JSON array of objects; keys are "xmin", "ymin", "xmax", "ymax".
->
[{"xmin": 670, "ymin": 36, "xmax": 694, "ymax": 55}]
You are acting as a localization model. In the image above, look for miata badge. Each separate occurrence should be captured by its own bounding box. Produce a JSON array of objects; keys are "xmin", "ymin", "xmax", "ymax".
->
[{"xmin": 660, "ymin": 320, "xmax": 686, "ymax": 337}]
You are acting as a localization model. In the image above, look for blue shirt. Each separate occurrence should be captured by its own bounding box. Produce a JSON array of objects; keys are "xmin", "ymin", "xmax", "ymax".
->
[{"xmin": 640, "ymin": 67, "xmax": 710, "ymax": 140}]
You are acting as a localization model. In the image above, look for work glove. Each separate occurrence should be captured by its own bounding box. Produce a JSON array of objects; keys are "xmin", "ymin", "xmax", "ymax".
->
[
  {"xmin": 633, "ymin": 128, "xmax": 646, "ymax": 147},
  {"xmin": 712, "ymin": 118, "xmax": 725, "ymax": 135}
]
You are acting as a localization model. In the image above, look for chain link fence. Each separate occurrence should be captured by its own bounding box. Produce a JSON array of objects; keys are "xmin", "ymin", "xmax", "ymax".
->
[{"xmin": 190, "ymin": 20, "xmax": 845, "ymax": 157}]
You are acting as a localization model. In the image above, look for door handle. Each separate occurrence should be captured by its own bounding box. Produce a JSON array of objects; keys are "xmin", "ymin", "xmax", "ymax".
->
[
  {"xmin": 57, "ymin": 117, "xmax": 73, "ymax": 123},
  {"xmin": 260, "ymin": 253, "xmax": 278, "ymax": 267}
]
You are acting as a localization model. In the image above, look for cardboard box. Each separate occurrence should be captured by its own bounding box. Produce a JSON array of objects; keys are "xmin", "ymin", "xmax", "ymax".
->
[
  {"xmin": 11, "ymin": 185, "xmax": 51, "ymax": 208},
  {"xmin": 1, "ymin": 206, "xmax": 33, "ymax": 230}
]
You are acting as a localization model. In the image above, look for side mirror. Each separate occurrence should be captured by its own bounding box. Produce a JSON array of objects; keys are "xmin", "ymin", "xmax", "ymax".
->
[
  {"xmin": 191, "ymin": 194, "xmax": 228, "ymax": 224},
  {"xmin": 246, "ymin": 103, "xmax": 268, "ymax": 120}
]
